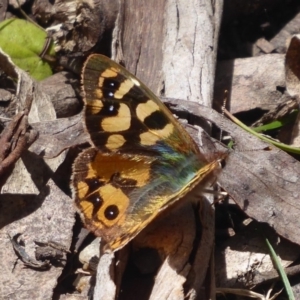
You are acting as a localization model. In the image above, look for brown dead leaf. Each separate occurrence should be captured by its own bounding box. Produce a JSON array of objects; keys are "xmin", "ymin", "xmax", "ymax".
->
[
  {"xmin": 214, "ymin": 54, "xmax": 286, "ymax": 114},
  {"xmin": 255, "ymin": 38, "xmax": 275, "ymax": 54},
  {"xmin": 285, "ymin": 35, "xmax": 300, "ymax": 97},
  {"xmin": 270, "ymin": 11, "xmax": 300, "ymax": 54},
  {"xmin": 0, "ymin": 179, "xmax": 75, "ymax": 299},
  {"xmin": 215, "ymin": 220, "xmax": 300, "ymax": 288},
  {"xmin": 167, "ymin": 99, "xmax": 300, "ymax": 248},
  {"xmin": 0, "ymin": 50, "xmax": 63, "ymax": 194},
  {"xmin": 30, "ymin": 114, "xmax": 88, "ymax": 158},
  {"xmin": 0, "ymin": 111, "xmax": 38, "ymax": 177},
  {"xmin": 39, "ymin": 72, "xmax": 80, "ymax": 118},
  {"xmin": 285, "ymin": 35, "xmax": 300, "ymax": 148},
  {"xmin": 37, "ymin": 0, "xmax": 119, "ymax": 53},
  {"xmin": 0, "ymin": 49, "xmax": 75, "ymax": 298}
]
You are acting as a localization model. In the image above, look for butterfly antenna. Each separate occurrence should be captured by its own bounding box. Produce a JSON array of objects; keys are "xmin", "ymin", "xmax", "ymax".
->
[{"xmin": 218, "ymin": 90, "xmax": 228, "ymax": 143}]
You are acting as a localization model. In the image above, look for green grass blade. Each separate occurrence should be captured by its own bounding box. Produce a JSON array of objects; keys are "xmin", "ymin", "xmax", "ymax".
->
[
  {"xmin": 224, "ymin": 109, "xmax": 300, "ymax": 155},
  {"xmin": 265, "ymin": 239, "xmax": 295, "ymax": 300},
  {"xmin": 253, "ymin": 110, "xmax": 298, "ymax": 133}
]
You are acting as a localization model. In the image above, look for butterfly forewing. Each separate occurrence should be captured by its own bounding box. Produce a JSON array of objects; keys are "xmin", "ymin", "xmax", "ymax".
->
[{"xmin": 82, "ymin": 54, "xmax": 199, "ymax": 156}]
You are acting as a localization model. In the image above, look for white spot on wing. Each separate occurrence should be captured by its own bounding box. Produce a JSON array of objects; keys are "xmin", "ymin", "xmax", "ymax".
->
[{"xmin": 130, "ymin": 77, "xmax": 140, "ymax": 86}]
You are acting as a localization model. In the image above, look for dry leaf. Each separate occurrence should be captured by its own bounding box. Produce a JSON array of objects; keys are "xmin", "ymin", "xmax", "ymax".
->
[
  {"xmin": 0, "ymin": 179, "xmax": 75, "ymax": 299},
  {"xmin": 214, "ymin": 54, "xmax": 286, "ymax": 114},
  {"xmin": 168, "ymin": 99, "xmax": 300, "ymax": 248},
  {"xmin": 285, "ymin": 35, "xmax": 300, "ymax": 148},
  {"xmin": 0, "ymin": 47, "xmax": 75, "ymax": 299}
]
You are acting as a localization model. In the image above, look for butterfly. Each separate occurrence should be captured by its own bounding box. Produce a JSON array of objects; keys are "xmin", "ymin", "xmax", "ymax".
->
[{"xmin": 72, "ymin": 54, "xmax": 226, "ymax": 251}]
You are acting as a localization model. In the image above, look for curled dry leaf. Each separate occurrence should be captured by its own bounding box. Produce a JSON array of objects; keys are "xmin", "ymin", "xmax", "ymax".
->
[
  {"xmin": 0, "ymin": 111, "xmax": 38, "ymax": 177},
  {"xmin": 286, "ymin": 35, "xmax": 300, "ymax": 97}
]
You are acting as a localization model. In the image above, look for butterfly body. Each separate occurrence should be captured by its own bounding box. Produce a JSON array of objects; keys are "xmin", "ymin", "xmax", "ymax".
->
[{"xmin": 72, "ymin": 54, "xmax": 225, "ymax": 251}]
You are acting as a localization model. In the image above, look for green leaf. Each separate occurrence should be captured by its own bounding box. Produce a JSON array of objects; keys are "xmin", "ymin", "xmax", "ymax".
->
[
  {"xmin": 253, "ymin": 110, "xmax": 299, "ymax": 133},
  {"xmin": 0, "ymin": 18, "xmax": 55, "ymax": 81},
  {"xmin": 224, "ymin": 109, "xmax": 300, "ymax": 155}
]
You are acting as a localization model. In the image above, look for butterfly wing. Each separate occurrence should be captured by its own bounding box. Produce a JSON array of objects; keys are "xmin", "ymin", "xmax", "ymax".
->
[
  {"xmin": 82, "ymin": 54, "xmax": 200, "ymax": 156},
  {"xmin": 73, "ymin": 148, "xmax": 221, "ymax": 250},
  {"xmin": 73, "ymin": 54, "xmax": 224, "ymax": 251}
]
